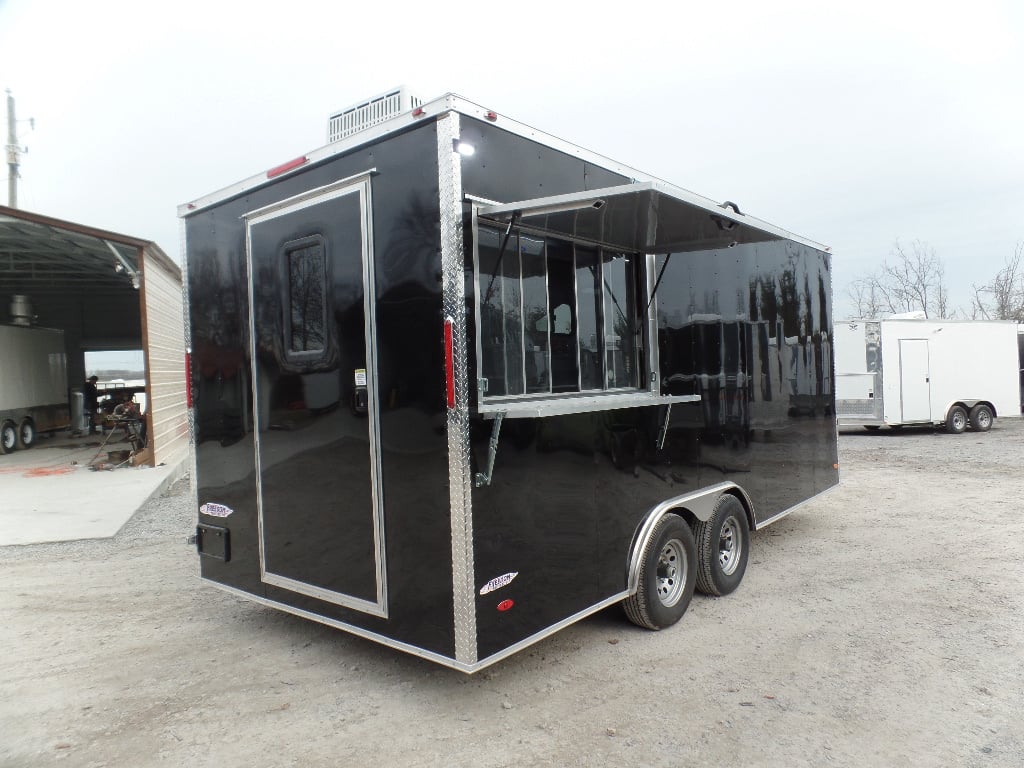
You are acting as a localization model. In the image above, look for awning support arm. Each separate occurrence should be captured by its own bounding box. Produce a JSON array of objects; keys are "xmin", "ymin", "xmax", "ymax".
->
[
  {"xmin": 474, "ymin": 412, "xmax": 504, "ymax": 487},
  {"xmin": 482, "ymin": 212, "xmax": 521, "ymax": 304},
  {"xmin": 646, "ymin": 253, "xmax": 672, "ymax": 313}
]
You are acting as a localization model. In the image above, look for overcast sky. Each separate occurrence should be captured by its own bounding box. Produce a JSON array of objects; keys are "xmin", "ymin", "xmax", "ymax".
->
[{"xmin": 2, "ymin": 0, "xmax": 1021, "ymax": 319}]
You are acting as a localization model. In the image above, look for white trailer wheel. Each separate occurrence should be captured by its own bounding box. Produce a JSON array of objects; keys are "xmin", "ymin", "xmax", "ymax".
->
[
  {"xmin": 0, "ymin": 420, "xmax": 17, "ymax": 454},
  {"xmin": 945, "ymin": 405, "xmax": 968, "ymax": 434},
  {"xmin": 17, "ymin": 418, "xmax": 36, "ymax": 449},
  {"xmin": 969, "ymin": 404, "xmax": 993, "ymax": 432}
]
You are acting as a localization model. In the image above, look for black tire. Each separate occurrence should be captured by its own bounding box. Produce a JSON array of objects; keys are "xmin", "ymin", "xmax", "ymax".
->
[
  {"xmin": 17, "ymin": 418, "xmax": 36, "ymax": 449},
  {"xmin": 0, "ymin": 420, "xmax": 17, "ymax": 454},
  {"xmin": 945, "ymin": 405, "xmax": 968, "ymax": 434},
  {"xmin": 969, "ymin": 404, "xmax": 993, "ymax": 432},
  {"xmin": 624, "ymin": 514, "xmax": 697, "ymax": 630},
  {"xmin": 695, "ymin": 494, "xmax": 750, "ymax": 596}
]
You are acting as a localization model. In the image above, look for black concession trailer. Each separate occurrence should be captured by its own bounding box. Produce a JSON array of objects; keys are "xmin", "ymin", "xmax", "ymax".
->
[{"xmin": 180, "ymin": 92, "xmax": 839, "ymax": 672}]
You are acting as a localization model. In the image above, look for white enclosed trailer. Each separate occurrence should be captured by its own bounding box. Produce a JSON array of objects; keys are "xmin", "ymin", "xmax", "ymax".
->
[
  {"xmin": 836, "ymin": 319, "xmax": 1020, "ymax": 432},
  {"xmin": 0, "ymin": 324, "xmax": 69, "ymax": 452}
]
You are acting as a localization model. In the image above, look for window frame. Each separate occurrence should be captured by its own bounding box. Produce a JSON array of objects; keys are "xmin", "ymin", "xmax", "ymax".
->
[
  {"xmin": 472, "ymin": 206, "xmax": 669, "ymax": 417},
  {"xmin": 281, "ymin": 234, "xmax": 329, "ymax": 365}
]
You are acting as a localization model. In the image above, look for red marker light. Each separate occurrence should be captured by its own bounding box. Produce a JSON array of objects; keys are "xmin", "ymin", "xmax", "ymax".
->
[
  {"xmin": 267, "ymin": 156, "xmax": 308, "ymax": 178},
  {"xmin": 184, "ymin": 350, "xmax": 193, "ymax": 408},
  {"xmin": 412, "ymin": 107, "xmax": 426, "ymax": 118},
  {"xmin": 443, "ymin": 317, "xmax": 455, "ymax": 409},
  {"xmin": 485, "ymin": 111, "xmax": 498, "ymax": 121},
  {"xmin": 497, "ymin": 599, "xmax": 514, "ymax": 612}
]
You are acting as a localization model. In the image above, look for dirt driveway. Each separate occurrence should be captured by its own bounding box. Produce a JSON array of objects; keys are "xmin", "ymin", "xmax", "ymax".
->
[{"xmin": 2, "ymin": 420, "xmax": 1022, "ymax": 767}]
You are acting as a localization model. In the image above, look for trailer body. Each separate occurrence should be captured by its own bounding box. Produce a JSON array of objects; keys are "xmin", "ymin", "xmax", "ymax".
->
[
  {"xmin": 0, "ymin": 324, "xmax": 69, "ymax": 452},
  {"xmin": 180, "ymin": 94, "xmax": 838, "ymax": 672},
  {"xmin": 835, "ymin": 319, "xmax": 1020, "ymax": 431}
]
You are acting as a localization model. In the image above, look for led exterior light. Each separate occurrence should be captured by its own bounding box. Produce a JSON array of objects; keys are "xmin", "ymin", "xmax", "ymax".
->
[{"xmin": 453, "ymin": 139, "xmax": 475, "ymax": 157}]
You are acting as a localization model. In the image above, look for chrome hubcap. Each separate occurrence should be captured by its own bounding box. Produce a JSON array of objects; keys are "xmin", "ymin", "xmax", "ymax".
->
[{"xmin": 656, "ymin": 539, "xmax": 687, "ymax": 607}]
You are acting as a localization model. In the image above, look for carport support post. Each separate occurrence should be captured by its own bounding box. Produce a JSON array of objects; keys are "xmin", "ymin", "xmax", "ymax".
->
[{"xmin": 6, "ymin": 89, "xmax": 18, "ymax": 208}]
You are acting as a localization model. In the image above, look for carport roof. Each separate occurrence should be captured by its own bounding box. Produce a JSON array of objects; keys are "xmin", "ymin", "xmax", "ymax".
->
[{"xmin": 0, "ymin": 205, "xmax": 176, "ymax": 298}]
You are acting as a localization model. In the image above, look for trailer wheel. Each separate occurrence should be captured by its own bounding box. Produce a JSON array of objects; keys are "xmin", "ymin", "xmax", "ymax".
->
[
  {"xmin": 0, "ymin": 420, "xmax": 17, "ymax": 454},
  {"xmin": 17, "ymin": 418, "xmax": 36, "ymax": 449},
  {"xmin": 969, "ymin": 404, "xmax": 993, "ymax": 432},
  {"xmin": 624, "ymin": 514, "xmax": 697, "ymax": 630},
  {"xmin": 945, "ymin": 405, "xmax": 968, "ymax": 434},
  {"xmin": 695, "ymin": 494, "xmax": 750, "ymax": 596}
]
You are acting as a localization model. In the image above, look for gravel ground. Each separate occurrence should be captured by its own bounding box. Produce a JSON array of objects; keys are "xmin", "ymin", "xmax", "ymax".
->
[{"xmin": 1, "ymin": 420, "xmax": 1022, "ymax": 768}]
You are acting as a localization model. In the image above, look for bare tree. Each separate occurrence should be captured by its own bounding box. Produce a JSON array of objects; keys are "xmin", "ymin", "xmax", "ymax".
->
[
  {"xmin": 846, "ymin": 239, "xmax": 951, "ymax": 319},
  {"xmin": 970, "ymin": 242, "xmax": 1024, "ymax": 323},
  {"xmin": 847, "ymin": 275, "xmax": 885, "ymax": 318},
  {"xmin": 879, "ymin": 240, "xmax": 949, "ymax": 318}
]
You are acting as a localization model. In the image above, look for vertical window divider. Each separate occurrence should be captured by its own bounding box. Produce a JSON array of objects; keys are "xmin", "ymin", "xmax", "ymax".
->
[
  {"xmin": 572, "ymin": 244, "xmax": 582, "ymax": 392},
  {"xmin": 543, "ymin": 239, "xmax": 552, "ymax": 395},
  {"xmin": 598, "ymin": 248, "xmax": 608, "ymax": 389},
  {"xmin": 518, "ymin": 233, "xmax": 527, "ymax": 395}
]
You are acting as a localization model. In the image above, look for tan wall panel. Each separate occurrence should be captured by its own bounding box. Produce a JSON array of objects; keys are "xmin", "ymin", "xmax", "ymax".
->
[{"xmin": 140, "ymin": 245, "xmax": 188, "ymax": 468}]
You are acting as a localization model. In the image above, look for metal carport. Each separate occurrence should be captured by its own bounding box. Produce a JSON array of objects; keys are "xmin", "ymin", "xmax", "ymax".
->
[{"xmin": 0, "ymin": 205, "xmax": 188, "ymax": 468}]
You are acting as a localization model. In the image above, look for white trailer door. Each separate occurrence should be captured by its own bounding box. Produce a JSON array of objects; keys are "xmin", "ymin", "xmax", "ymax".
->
[{"xmin": 899, "ymin": 339, "xmax": 931, "ymax": 422}]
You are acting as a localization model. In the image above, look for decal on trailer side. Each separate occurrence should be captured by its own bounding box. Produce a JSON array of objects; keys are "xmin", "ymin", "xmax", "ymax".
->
[
  {"xmin": 200, "ymin": 503, "xmax": 234, "ymax": 518},
  {"xmin": 480, "ymin": 572, "xmax": 518, "ymax": 595}
]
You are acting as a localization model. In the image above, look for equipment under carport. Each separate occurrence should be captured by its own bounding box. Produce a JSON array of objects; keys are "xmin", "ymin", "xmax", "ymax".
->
[{"xmin": 0, "ymin": 322, "xmax": 70, "ymax": 454}]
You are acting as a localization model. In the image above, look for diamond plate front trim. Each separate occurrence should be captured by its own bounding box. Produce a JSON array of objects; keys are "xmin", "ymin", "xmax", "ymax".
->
[
  {"xmin": 179, "ymin": 216, "xmax": 199, "ymax": 500},
  {"xmin": 437, "ymin": 111, "xmax": 477, "ymax": 665}
]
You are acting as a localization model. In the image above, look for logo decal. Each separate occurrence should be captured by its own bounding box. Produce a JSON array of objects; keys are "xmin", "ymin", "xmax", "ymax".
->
[
  {"xmin": 480, "ymin": 572, "xmax": 518, "ymax": 595},
  {"xmin": 200, "ymin": 502, "xmax": 233, "ymax": 518}
]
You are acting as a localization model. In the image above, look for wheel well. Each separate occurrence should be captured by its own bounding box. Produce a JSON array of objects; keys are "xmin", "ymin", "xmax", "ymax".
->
[
  {"xmin": 628, "ymin": 487, "xmax": 757, "ymax": 591},
  {"xmin": 649, "ymin": 492, "xmax": 755, "ymax": 536},
  {"xmin": 721, "ymin": 490, "xmax": 756, "ymax": 532},
  {"xmin": 948, "ymin": 401, "xmax": 997, "ymax": 419},
  {"xmin": 946, "ymin": 402, "xmax": 967, "ymax": 419}
]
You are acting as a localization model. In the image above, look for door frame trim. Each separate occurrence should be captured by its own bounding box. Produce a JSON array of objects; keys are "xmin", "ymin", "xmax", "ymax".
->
[
  {"xmin": 244, "ymin": 170, "xmax": 388, "ymax": 618},
  {"xmin": 898, "ymin": 337, "xmax": 931, "ymax": 424}
]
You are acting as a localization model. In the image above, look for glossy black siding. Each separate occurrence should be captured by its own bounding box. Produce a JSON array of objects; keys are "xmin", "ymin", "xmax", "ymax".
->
[
  {"xmin": 187, "ymin": 122, "xmax": 457, "ymax": 657},
  {"xmin": 460, "ymin": 120, "xmax": 837, "ymax": 660},
  {"xmin": 186, "ymin": 109, "xmax": 838, "ymax": 667},
  {"xmin": 656, "ymin": 241, "xmax": 839, "ymax": 514}
]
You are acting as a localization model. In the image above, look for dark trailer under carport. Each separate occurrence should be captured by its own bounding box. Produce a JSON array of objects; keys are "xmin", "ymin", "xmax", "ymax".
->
[{"xmin": 180, "ymin": 92, "xmax": 838, "ymax": 672}]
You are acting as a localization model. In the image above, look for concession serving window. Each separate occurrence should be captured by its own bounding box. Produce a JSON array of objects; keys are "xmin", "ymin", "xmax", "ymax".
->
[{"xmin": 471, "ymin": 181, "xmax": 773, "ymax": 419}]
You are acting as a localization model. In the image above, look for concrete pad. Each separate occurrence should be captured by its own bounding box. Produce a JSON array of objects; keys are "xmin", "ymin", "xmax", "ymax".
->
[{"xmin": 0, "ymin": 430, "xmax": 187, "ymax": 546}]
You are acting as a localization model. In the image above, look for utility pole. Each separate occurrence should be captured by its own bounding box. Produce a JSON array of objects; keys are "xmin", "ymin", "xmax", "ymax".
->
[{"xmin": 6, "ymin": 89, "xmax": 20, "ymax": 208}]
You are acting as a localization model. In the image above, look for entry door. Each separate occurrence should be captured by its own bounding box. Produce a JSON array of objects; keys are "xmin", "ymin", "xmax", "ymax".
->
[
  {"xmin": 246, "ymin": 176, "xmax": 386, "ymax": 617},
  {"xmin": 899, "ymin": 339, "xmax": 931, "ymax": 423}
]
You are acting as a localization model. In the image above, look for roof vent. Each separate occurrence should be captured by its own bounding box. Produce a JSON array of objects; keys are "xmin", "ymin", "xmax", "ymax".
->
[{"xmin": 327, "ymin": 86, "xmax": 425, "ymax": 143}]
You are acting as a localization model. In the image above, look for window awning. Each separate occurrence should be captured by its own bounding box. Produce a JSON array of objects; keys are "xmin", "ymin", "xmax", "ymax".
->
[{"xmin": 476, "ymin": 181, "xmax": 821, "ymax": 254}]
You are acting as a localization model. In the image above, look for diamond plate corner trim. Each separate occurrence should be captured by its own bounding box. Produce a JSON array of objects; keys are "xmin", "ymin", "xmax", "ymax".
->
[
  {"xmin": 437, "ymin": 111, "xmax": 477, "ymax": 665},
  {"xmin": 179, "ymin": 216, "xmax": 199, "ymax": 497}
]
